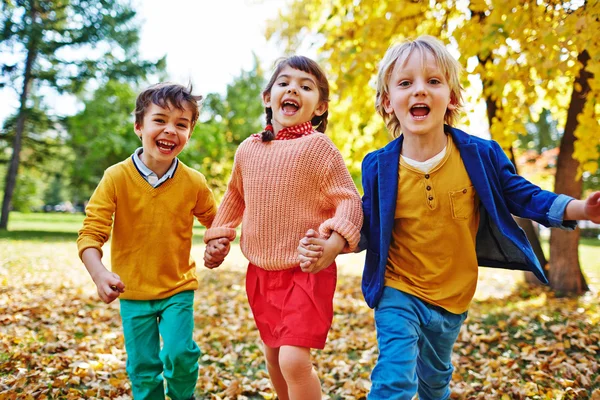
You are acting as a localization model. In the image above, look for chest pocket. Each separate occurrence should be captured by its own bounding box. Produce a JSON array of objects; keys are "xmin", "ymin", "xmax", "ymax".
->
[{"xmin": 449, "ymin": 186, "xmax": 477, "ymax": 220}]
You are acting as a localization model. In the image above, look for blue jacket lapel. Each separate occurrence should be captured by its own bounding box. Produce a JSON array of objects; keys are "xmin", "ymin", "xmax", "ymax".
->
[{"xmin": 377, "ymin": 136, "xmax": 402, "ymax": 252}]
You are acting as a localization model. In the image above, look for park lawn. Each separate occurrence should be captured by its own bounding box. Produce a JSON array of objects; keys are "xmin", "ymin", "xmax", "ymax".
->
[{"xmin": 0, "ymin": 212, "xmax": 599, "ymax": 399}]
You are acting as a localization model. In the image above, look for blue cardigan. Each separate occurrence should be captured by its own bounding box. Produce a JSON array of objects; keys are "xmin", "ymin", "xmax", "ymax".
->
[{"xmin": 360, "ymin": 126, "xmax": 576, "ymax": 309}]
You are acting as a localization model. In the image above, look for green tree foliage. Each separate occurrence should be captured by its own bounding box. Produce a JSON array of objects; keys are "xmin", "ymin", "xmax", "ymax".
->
[
  {"xmin": 180, "ymin": 56, "xmax": 266, "ymax": 199},
  {"xmin": 521, "ymin": 109, "xmax": 560, "ymax": 154},
  {"xmin": 67, "ymin": 80, "xmax": 139, "ymax": 200},
  {"xmin": 0, "ymin": 0, "xmax": 165, "ymax": 228}
]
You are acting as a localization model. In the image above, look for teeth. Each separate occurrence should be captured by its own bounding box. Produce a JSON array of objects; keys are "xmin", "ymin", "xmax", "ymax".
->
[
  {"xmin": 157, "ymin": 140, "xmax": 175, "ymax": 148},
  {"xmin": 412, "ymin": 104, "xmax": 428, "ymax": 108}
]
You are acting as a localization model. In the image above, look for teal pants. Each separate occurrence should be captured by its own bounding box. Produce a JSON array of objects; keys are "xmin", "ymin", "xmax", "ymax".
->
[{"xmin": 120, "ymin": 290, "xmax": 200, "ymax": 400}]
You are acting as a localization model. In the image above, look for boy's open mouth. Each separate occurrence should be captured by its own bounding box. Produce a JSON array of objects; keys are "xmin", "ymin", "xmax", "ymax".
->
[
  {"xmin": 282, "ymin": 100, "xmax": 300, "ymax": 115},
  {"xmin": 156, "ymin": 140, "xmax": 176, "ymax": 151},
  {"xmin": 410, "ymin": 104, "xmax": 430, "ymax": 118}
]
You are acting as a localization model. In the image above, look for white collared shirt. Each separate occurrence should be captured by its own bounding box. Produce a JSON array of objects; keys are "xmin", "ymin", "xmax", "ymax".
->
[{"xmin": 132, "ymin": 147, "xmax": 178, "ymax": 187}]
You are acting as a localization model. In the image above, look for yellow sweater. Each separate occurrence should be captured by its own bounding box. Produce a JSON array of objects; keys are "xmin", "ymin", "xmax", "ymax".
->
[
  {"xmin": 77, "ymin": 158, "xmax": 217, "ymax": 300},
  {"xmin": 204, "ymin": 133, "xmax": 363, "ymax": 270}
]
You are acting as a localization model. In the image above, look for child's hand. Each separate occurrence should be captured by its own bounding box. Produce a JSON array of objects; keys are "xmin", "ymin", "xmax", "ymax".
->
[
  {"xmin": 298, "ymin": 229, "xmax": 325, "ymax": 270},
  {"xmin": 93, "ymin": 270, "xmax": 125, "ymax": 304},
  {"xmin": 584, "ymin": 191, "xmax": 600, "ymax": 223},
  {"xmin": 204, "ymin": 238, "xmax": 230, "ymax": 269},
  {"xmin": 299, "ymin": 229, "xmax": 345, "ymax": 274}
]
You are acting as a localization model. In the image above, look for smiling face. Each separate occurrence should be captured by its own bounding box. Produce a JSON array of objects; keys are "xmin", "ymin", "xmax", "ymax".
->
[
  {"xmin": 262, "ymin": 66, "xmax": 327, "ymax": 134},
  {"xmin": 134, "ymin": 102, "xmax": 193, "ymax": 172},
  {"xmin": 382, "ymin": 49, "xmax": 456, "ymax": 140}
]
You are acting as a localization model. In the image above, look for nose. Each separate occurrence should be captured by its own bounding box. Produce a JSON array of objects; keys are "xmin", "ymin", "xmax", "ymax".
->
[
  {"xmin": 286, "ymin": 87, "xmax": 298, "ymax": 95},
  {"xmin": 413, "ymin": 79, "xmax": 426, "ymax": 96},
  {"xmin": 164, "ymin": 122, "xmax": 175, "ymax": 134}
]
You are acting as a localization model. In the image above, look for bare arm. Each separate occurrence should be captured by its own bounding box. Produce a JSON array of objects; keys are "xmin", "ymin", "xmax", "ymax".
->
[
  {"xmin": 564, "ymin": 192, "xmax": 600, "ymax": 223},
  {"xmin": 81, "ymin": 248, "xmax": 124, "ymax": 304}
]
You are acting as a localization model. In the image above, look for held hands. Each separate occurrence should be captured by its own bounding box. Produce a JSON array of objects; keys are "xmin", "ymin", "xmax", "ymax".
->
[
  {"xmin": 297, "ymin": 229, "xmax": 346, "ymax": 274},
  {"xmin": 204, "ymin": 238, "xmax": 231, "ymax": 269},
  {"xmin": 92, "ymin": 269, "xmax": 125, "ymax": 304}
]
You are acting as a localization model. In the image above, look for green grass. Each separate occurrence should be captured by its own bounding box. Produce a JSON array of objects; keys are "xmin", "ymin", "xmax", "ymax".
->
[
  {"xmin": 4, "ymin": 211, "xmax": 208, "ymax": 243},
  {"xmin": 2, "ymin": 211, "xmax": 598, "ymax": 280}
]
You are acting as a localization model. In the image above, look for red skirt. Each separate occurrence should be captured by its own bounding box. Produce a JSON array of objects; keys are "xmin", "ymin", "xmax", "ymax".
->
[{"xmin": 246, "ymin": 262, "xmax": 337, "ymax": 349}]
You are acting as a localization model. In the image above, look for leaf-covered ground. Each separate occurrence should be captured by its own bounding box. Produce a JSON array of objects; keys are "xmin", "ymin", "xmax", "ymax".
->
[{"xmin": 1, "ymin": 240, "xmax": 600, "ymax": 399}]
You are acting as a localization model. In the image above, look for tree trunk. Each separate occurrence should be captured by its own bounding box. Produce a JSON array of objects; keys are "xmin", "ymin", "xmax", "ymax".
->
[
  {"xmin": 0, "ymin": 4, "xmax": 38, "ymax": 230},
  {"xmin": 549, "ymin": 50, "xmax": 591, "ymax": 295}
]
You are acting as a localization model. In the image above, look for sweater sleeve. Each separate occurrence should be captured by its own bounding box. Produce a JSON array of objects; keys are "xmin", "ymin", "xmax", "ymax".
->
[
  {"xmin": 76, "ymin": 172, "xmax": 117, "ymax": 260},
  {"xmin": 193, "ymin": 172, "xmax": 218, "ymax": 228},
  {"xmin": 318, "ymin": 148, "xmax": 363, "ymax": 251},
  {"xmin": 204, "ymin": 150, "xmax": 245, "ymax": 242}
]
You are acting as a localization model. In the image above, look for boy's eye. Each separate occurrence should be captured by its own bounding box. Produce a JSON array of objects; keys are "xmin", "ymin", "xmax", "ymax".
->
[
  {"xmin": 429, "ymin": 78, "xmax": 441, "ymax": 84},
  {"xmin": 399, "ymin": 81, "xmax": 411, "ymax": 87},
  {"xmin": 301, "ymin": 85, "xmax": 312, "ymax": 91},
  {"xmin": 277, "ymin": 82, "xmax": 288, "ymax": 87},
  {"xmin": 177, "ymin": 123, "xmax": 188, "ymax": 128},
  {"xmin": 154, "ymin": 118, "xmax": 165, "ymax": 123}
]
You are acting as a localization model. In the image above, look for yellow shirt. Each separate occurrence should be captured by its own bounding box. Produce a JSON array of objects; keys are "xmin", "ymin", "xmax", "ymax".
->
[
  {"xmin": 384, "ymin": 135, "xmax": 480, "ymax": 313},
  {"xmin": 77, "ymin": 158, "xmax": 217, "ymax": 300}
]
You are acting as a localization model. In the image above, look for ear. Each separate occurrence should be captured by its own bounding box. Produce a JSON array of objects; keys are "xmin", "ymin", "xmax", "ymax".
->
[
  {"xmin": 262, "ymin": 92, "xmax": 271, "ymax": 108},
  {"xmin": 447, "ymin": 92, "xmax": 458, "ymax": 111},
  {"xmin": 314, "ymin": 101, "xmax": 328, "ymax": 117},
  {"xmin": 382, "ymin": 94, "xmax": 393, "ymax": 114},
  {"xmin": 134, "ymin": 122, "xmax": 143, "ymax": 140},
  {"xmin": 447, "ymin": 97, "xmax": 457, "ymax": 111}
]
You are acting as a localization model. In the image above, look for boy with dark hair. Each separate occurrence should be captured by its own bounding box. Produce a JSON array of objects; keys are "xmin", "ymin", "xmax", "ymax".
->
[{"xmin": 77, "ymin": 82, "xmax": 226, "ymax": 399}]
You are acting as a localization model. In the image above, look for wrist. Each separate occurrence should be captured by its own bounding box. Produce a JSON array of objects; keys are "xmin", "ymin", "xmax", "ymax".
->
[{"xmin": 327, "ymin": 231, "xmax": 347, "ymax": 253}]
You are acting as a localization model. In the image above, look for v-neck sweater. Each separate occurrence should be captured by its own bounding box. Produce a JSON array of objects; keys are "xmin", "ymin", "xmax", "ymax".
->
[
  {"xmin": 77, "ymin": 158, "xmax": 217, "ymax": 300},
  {"xmin": 204, "ymin": 133, "xmax": 363, "ymax": 271}
]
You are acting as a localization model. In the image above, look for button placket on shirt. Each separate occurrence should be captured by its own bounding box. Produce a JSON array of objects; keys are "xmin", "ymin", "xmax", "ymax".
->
[{"xmin": 424, "ymin": 173, "xmax": 436, "ymax": 210}]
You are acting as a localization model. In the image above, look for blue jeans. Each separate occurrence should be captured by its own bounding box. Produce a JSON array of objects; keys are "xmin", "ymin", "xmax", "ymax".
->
[
  {"xmin": 120, "ymin": 291, "xmax": 200, "ymax": 400},
  {"xmin": 369, "ymin": 287, "xmax": 467, "ymax": 400}
]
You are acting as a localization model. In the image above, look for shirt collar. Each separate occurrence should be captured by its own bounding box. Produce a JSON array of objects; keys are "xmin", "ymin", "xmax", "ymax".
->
[{"xmin": 132, "ymin": 147, "xmax": 178, "ymax": 181}]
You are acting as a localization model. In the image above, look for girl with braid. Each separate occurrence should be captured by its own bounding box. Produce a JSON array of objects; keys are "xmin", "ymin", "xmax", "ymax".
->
[{"xmin": 202, "ymin": 55, "xmax": 363, "ymax": 400}]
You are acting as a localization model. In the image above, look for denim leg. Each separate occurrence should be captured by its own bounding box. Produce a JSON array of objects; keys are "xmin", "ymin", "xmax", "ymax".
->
[
  {"xmin": 416, "ymin": 307, "xmax": 467, "ymax": 400},
  {"xmin": 120, "ymin": 300, "xmax": 165, "ymax": 400},
  {"xmin": 159, "ymin": 291, "xmax": 200, "ymax": 400},
  {"xmin": 369, "ymin": 287, "xmax": 427, "ymax": 400}
]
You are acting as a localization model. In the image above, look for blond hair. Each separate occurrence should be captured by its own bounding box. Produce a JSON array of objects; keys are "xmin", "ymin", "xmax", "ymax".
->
[{"xmin": 375, "ymin": 35, "xmax": 464, "ymax": 138}]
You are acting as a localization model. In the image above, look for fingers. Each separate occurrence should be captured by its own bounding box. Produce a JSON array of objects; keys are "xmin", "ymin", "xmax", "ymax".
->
[
  {"xmin": 305, "ymin": 228, "xmax": 319, "ymax": 238},
  {"xmin": 99, "ymin": 285, "xmax": 121, "ymax": 304},
  {"xmin": 207, "ymin": 239, "xmax": 230, "ymax": 256},
  {"xmin": 204, "ymin": 260, "xmax": 222, "ymax": 269},
  {"xmin": 109, "ymin": 273, "xmax": 125, "ymax": 293},
  {"xmin": 297, "ymin": 243, "xmax": 322, "ymax": 258},
  {"xmin": 300, "ymin": 238, "xmax": 326, "ymax": 252},
  {"xmin": 204, "ymin": 248, "xmax": 225, "ymax": 269}
]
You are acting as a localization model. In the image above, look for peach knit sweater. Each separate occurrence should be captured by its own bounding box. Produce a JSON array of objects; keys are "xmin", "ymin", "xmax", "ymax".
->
[{"xmin": 204, "ymin": 132, "xmax": 363, "ymax": 271}]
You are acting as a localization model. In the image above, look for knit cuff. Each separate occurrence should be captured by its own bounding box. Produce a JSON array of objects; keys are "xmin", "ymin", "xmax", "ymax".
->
[
  {"xmin": 319, "ymin": 218, "xmax": 361, "ymax": 252},
  {"xmin": 204, "ymin": 227, "xmax": 237, "ymax": 243},
  {"xmin": 77, "ymin": 240, "xmax": 104, "ymax": 260}
]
